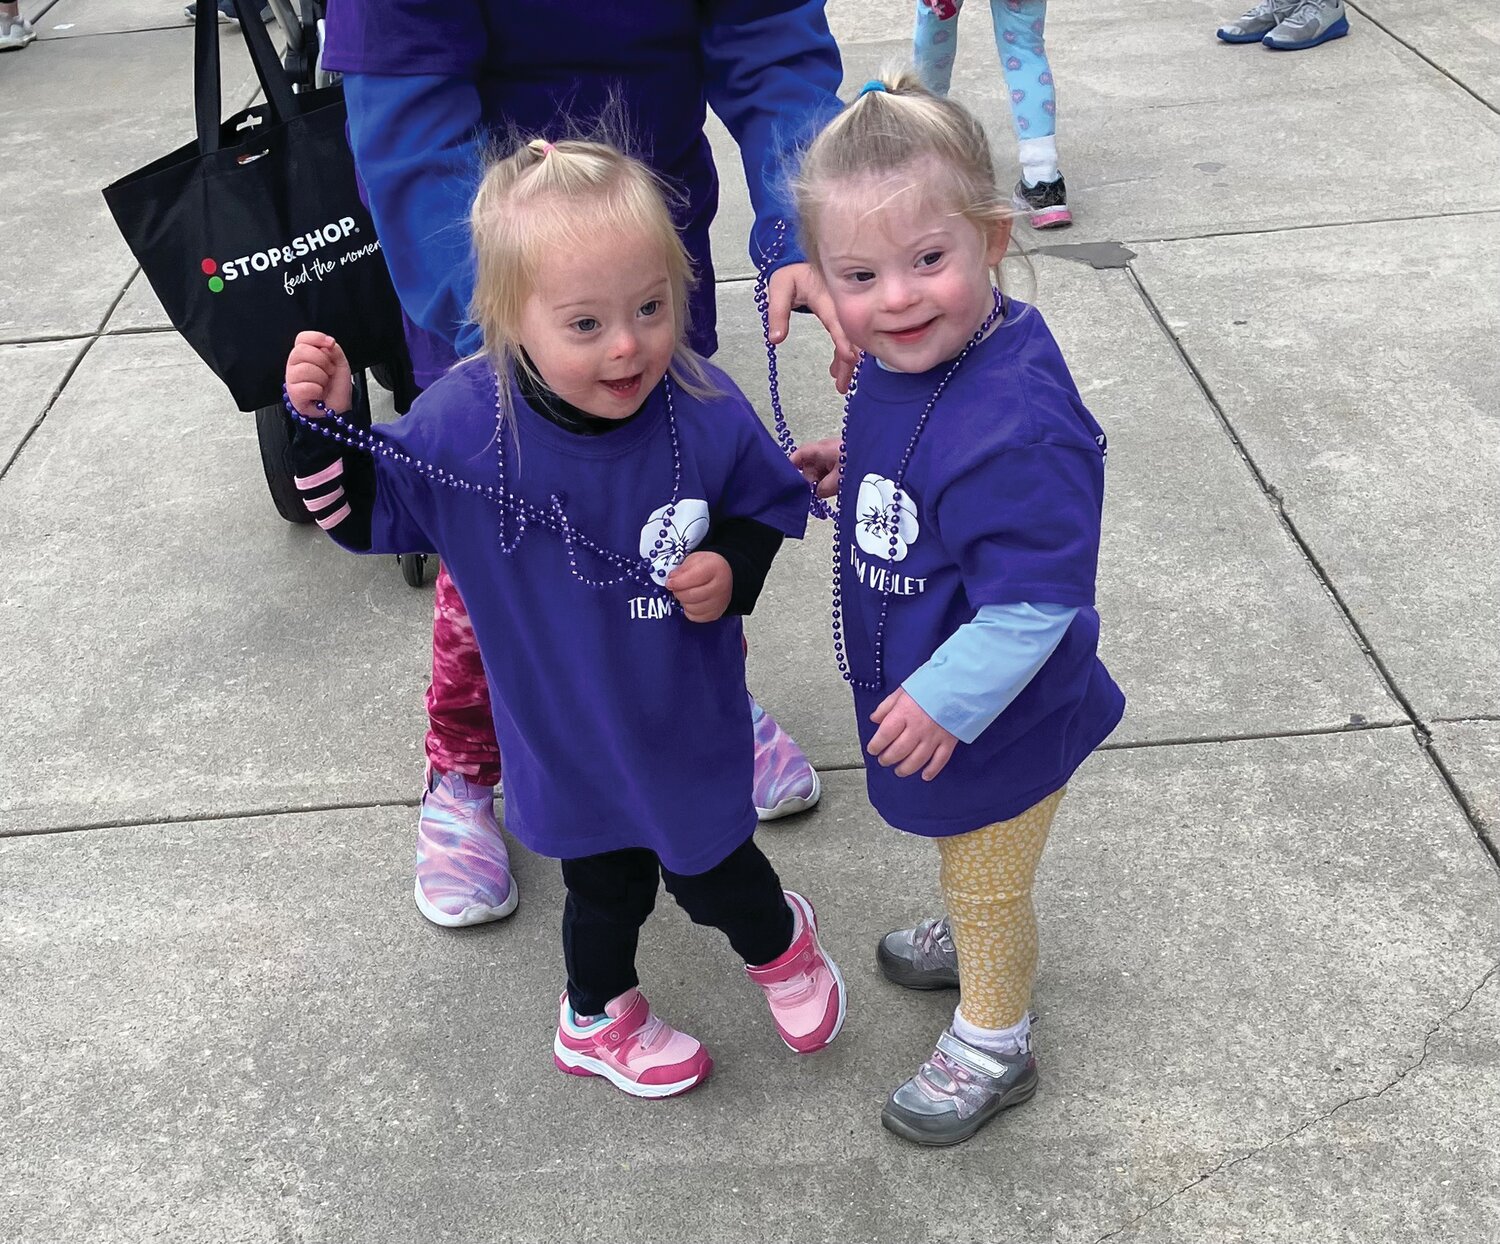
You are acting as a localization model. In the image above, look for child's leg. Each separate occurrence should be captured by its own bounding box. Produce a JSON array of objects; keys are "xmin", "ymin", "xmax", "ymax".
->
[
  {"xmin": 988, "ymin": 0, "xmax": 1061, "ymax": 185},
  {"xmin": 880, "ymin": 788, "xmax": 1065, "ymax": 1146},
  {"xmin": 914, "ymin": 0, "xmax": 965, "ymax": 97},
  {"xmin": 554, "ymin": 849, "xmax": 713, "ymax": 1098},
  {"xmin": 559, "ymin": 848, "xmax": 662, "ymax": 1016},
  {"xmin": 662, "ymin": 838, "xmax": 846, "ymax": 1053},
  {"xmin": 660, "ymin": 837, "xmax": 794, "ymax": 967},
  {"xmin": 936, "ymin": 787, "xmax": 1066, "ymax": 1033}
]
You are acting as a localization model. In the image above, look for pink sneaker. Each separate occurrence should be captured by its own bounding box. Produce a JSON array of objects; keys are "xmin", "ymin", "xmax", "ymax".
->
[
  {"xmin": 750, "ymin": 695, "xmax": 821, "ymax": 821},
  {"xmin": 413, "ymin": 769, "xmax": 518, "ymax": 927},
  {"xmin": 552, "ymin": 989, "xmax": 713, "ymax": 1099},
  {"xmin": 745, "ymin": 891, "xmax": 846, "ymax": 1054}
]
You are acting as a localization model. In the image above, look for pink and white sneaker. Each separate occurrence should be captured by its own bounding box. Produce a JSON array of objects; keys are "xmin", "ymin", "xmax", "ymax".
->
[
  {"xmin": 553, "ymin": 988, "xmax": 713, "ymax": 1099},
  {"xmin": 750, "ymin": 695, "xmax": 821, "ymax": 821},
  {"xmin": 746, "ymin": 890, "xmax": 846, "ymax": 1054},
  {"xmin": 413, "ymin": 769, "xmax": 519, "ymax": 927}
]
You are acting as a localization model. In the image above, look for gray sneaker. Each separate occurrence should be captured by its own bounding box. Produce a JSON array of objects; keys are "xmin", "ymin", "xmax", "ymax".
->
[
  {"xmin": 0, "ymin": 12, "xmax": 36, "ymax": 49},
  {"xmin": 876, "ymin": 915, "xmax": 959, "ymax": 990},
  {"xmin": 1215, "ymin": 0, "xmax": 1295, "ymax": 42},
  {"xmin": 882, "ymin": 1029, "xmax": 1039, "ymax": 1146},
  {"xmin": 1263, "ymin": 0, "xmax": 1349, "ymax": 49}
]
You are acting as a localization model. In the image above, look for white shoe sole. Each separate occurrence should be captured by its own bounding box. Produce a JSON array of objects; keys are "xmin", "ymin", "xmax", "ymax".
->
[
  {"xmin": 413, "ymin": 877, "xmax": 519, "ymax": 928},
  {"xmin": 552, "ymin": 1037, "xmax": 709, "ymax": 1099},
  {"xmin": 755, "ymin": 767, "xmax": 822, "ymax": 822}
]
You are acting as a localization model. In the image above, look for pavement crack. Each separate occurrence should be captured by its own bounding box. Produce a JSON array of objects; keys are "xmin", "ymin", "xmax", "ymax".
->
[{"xmin": 1092, "ymin": 962, "xmax": 1500, "ymax": 1243}]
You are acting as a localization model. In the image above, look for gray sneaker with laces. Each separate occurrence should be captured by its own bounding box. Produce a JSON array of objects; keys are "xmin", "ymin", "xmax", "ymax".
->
[
  {"xmin": 882, "ymin": 1029, "xmax": 1039, "ymax": 1146},
  {"xmin": 1216, "ymin": 0, "xmax": 1295, "ymax": 42},
  {"xmin": 877, "ymin": 915, "xmax": 959, "ymax": 990},
  {"xmin": 1263, "ymin": 0, "xmax": 1349, "ymax": 49}
]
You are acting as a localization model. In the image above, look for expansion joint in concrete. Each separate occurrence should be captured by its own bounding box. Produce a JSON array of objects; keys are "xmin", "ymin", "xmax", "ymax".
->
[
  {"xmin": 1092, "ymin": 962, "xmax": 1500, "ymax": 1242},
  {"xmin": 1122, "ymin": 267, "xmax": 1499, "ymax": 875}
]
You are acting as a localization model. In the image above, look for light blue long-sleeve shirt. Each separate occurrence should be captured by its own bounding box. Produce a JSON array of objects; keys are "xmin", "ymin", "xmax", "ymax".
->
[{"xmin": 902, "ymin": 602, "xmax": 1079, "ymax": 744}]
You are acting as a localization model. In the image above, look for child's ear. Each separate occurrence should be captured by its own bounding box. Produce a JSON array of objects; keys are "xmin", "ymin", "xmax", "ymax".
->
[{"xmin": 985, "ymin": 216, "xmax": 1013, "ymax": 267}]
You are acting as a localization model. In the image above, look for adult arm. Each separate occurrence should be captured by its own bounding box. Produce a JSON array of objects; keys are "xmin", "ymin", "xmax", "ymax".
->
[{"xmin": 342, "ymin": 72, "xmax": 488, "ymax": 362}]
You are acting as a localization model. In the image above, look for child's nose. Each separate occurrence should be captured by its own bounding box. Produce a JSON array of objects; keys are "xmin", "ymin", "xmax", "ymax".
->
[
  {"xmin": 608, "ymin": 328, "xmax": 637, "ymax": 359},
  {"xmin": 880, "ymin": 276, "xmax": 917, "ymax": 311}
]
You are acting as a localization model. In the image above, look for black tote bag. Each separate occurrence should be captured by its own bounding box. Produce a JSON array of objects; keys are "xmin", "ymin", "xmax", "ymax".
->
[{"xmin": 102, "ymin": 0, "xmax": 405, "ymax": 411}]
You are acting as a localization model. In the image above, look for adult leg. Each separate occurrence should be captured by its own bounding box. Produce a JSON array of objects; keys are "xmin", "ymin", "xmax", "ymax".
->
[
  {"xmin": 990, "ymin": 0, "xmax": 1071, "ymax": 226},
  {"xmin": 413, "ymin": 566, "xmax": 515, "ymax": 927},
  {"xmin": 663, "ymin": 837, "xmax": 845, "ymax": 1053},
  {"xmin": 882, "ymin": 788, "xmax": 1065, "ymax": 1145},
  {"xmin": 914, "ymin": 0, "xmax": 965, "ymax": 96}
]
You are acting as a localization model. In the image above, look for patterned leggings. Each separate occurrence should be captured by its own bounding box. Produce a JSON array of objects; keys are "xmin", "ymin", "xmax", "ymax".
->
[
  {"xmin": 425, "ymin": 564, "xmax": 502, "ymax": 788},
  {"xmin": 914, "ymin": 0, "xmax": 1057, "ymax": 140},
  {"xmin": 936, "ymin": 786, "xmax": 1065, "ymax": 1029}
]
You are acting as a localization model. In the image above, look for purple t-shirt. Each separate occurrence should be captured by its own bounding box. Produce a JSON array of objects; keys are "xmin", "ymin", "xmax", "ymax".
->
[
  {"xmin": 839, "ymin": 301, "xmax": 1125, "ymax": 836},
  {"xmin": 364, "ymin": 359, "xmax": 810, "ymax": 872}
]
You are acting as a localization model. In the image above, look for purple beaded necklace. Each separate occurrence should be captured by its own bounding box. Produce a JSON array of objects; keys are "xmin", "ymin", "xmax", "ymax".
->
[
  {"xmin": 753, "ymin": 219, "xmax": 834, "ymax": 523},
  {"xmin": 829, "ymin": 286, "xmax": 1005, "ymax": 691},
  {"xmin": 282, "ymin": 365, "xmax": 684, "ymax": 593}
]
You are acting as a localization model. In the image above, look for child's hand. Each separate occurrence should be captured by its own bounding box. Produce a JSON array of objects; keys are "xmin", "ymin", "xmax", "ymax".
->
[
  {"xmin": 285, "ymin": 331, "xmax": 354, "ymax": 417},
  {"xmin": 868, "ymin": 688, "xmax": 958, "ymax": 781},
  {"xmin": 666, "ymin": 552, "xmax": 733, "ymax": 623},
  {"xmin": 790, "ymin": 438, "xmax": 841, "ymax": 499}
]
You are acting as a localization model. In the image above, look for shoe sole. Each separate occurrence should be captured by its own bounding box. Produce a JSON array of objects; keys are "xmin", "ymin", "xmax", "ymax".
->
[
  {"xmin": 552, "ymin": 1038, "xmax": 712, "ymax": 1099},
  {"xmin": 1263, "ymin": 14, "xmax": 1349, "ymax": 48},
  {"xmin": 413, "ymin": 877, "xmax": 519, "ymax": 928},
  {"xmin": 880, "ymin": 1075, "xmax": 1038, "ymax": 1147},
  {"xmin": 1216, "ymin": 28, "xmax": 1272, "ymax": 42},
  {"xmin": 773, "ymin": 891, "xmax": 847, "ymax": 1054},
  {"xmin": 1010, "ymin": 194, "xmax": 1072, "ymax": 230},
  {"xmin": 755, "ymin": 767, "xmax": 822, "ymax": 822},
  {"xmin": 875, "ymin": 940, "xmax": 960, "ymax": 991}
]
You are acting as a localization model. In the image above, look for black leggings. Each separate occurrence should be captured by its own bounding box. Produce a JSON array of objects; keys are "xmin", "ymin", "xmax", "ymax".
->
[{"xmin": 560, "ymin": 836, "xmax": 795, "ymax": 1017}]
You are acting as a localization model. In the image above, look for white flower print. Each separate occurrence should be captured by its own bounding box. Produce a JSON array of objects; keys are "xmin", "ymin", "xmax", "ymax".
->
[
  {"xmin": 854, "ymin": 474, "xmax": 919, "ymax": 562},
  {"xmin": 639, "ymin": 498, "xmax": 710, "ymax": 585}
]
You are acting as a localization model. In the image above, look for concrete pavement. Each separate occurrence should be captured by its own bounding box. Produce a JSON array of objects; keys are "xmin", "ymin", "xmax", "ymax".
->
[{"xmin": 4, "ymin": 1, "xmax": 1499, "ymax": 1241}]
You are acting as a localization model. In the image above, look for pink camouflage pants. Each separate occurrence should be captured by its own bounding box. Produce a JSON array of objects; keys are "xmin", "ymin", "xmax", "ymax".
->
[{"xmin": 426, "ymin": 564, "xmax": 502, "ymax": 788}]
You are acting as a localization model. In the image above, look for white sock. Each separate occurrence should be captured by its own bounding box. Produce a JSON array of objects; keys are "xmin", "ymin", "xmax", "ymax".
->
[
  {"xmin": 953, "ymin": 1006, "xmax": 1031, "ymax": 1056},
  {"xmin": 1018, "ymin": 136, "xmax": 1060, "ymax": 188}
]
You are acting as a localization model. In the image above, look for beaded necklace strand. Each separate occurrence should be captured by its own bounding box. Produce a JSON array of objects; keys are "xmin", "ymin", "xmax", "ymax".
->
[
  {"xmin": 282, "ymin": 366, "xmax": 683, "ymax": 593},
  {"xmin": 829, "ymin": 286, "xmax": 1005, "ymax": 691}
]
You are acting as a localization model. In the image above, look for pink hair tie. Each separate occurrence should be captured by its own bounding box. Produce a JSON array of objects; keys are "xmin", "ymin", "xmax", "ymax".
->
[{"xmin": 541, "ymin": 141, "xmax": 556, "ymax": 155}]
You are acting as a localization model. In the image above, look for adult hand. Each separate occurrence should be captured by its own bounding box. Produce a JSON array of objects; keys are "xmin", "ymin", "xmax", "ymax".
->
[
  {"xmin": 868, "ymin": 687, "xmax": 959, "ymax": 781},
  {"xmin": 666, "ymin": 552, "xmax": 734, "ymax": 622},
  {"xmin": 285, "ymin": 331, "xmax": 354, "ymax": 417},
  {"xmin": 766, "ymin": 262, "xmax": 857, "ymax": 394}
]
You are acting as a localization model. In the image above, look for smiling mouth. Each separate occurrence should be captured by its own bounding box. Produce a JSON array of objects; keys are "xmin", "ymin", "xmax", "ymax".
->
[
  {"xmin": 883, "ymin": 318, "xmax": 937, "ymax": 343},
  {"xmin": 601, "ymin": 374, "xmax": 643, "ymax": 396}
]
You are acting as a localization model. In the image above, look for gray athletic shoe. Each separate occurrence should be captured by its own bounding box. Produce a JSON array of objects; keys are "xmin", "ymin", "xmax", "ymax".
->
[
  {"xmin": 1216, "ymin": 0, "xmax": 1295, "ymax": 42},
  {"xmin": 876, "ymin": 916, "xmax": 959, "ymax": 990},
  {"xmin": 882, "ymin": 1029, "xmax": 1039, "ymax": 1146},
  {"xmin": 1263, "ymin": 0, "xmax": 1349, "ymax": 50}
]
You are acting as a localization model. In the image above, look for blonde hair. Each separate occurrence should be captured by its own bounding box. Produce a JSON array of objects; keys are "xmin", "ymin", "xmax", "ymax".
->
[
  {"xmin": 791, "ymin": 71, "xmax": 1017, "ymax": 291},
  {"xmin": 467, "ymin": 137, "xmax": 714, "ymax": 426}
]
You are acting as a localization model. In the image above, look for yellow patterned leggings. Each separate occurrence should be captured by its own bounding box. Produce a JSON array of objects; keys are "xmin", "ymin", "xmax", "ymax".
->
[{"xmin": 935, "ymin": 787, "xmax": 1066, "ymax": 1029}]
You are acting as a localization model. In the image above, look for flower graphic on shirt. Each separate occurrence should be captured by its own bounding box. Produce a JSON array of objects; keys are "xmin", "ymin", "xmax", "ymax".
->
[
  {"xmin": 854, "ymin": 474, "xmax": 919, "ymax": 563},
  {"xmin": 639, "ymin": 498, "xmax": 710, "ymax": 585}
]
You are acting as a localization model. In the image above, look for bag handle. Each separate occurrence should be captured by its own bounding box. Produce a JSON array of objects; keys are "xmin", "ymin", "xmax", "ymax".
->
[{"xmin": 194, "ymin": 0, "xmax": 300, "ymax": 155}]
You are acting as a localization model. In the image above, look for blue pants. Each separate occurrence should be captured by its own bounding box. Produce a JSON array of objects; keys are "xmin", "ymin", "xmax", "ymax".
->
[{"xmin": 914, "ymin": 0, "xmax": 1057, "ymax": 140}]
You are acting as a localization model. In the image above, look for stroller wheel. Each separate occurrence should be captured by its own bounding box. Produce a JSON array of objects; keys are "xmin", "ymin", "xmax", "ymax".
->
[
  {"xmin": 399, "ymin": 553, "xmax": 428, "ymax": 587},
  {"xmin": 255, "ymin": 403, "xmax": 315, "ymax": 524}
]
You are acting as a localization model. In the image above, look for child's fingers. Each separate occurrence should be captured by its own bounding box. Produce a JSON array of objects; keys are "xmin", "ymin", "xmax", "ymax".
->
[
  {"xmin": 921, "ymin": 739, "xmax": 957, "ymax": 782},
  {"xmin": 894, "ymin": 737, "xmax": 936, "ymax": 779},
  {"xmin": 294, "ymin": 330, "xmax": 335, "ymax": 349},
  {"xmin": 869, "ymin": 688, "xmax": 902, "ymax": 726},
  {"xmin": 325, "ymin": 338, "xmax": 351, "ymax": 370}
]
